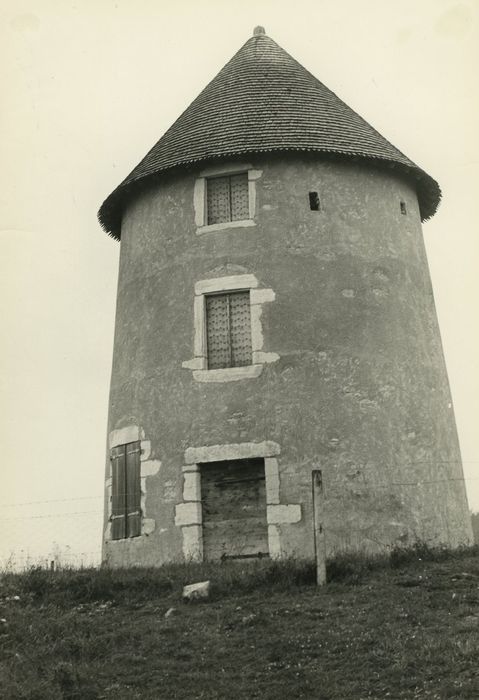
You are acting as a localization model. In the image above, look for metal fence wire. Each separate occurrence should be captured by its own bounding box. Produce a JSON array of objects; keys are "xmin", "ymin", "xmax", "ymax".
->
[
  {"xmin": 0, "ymin": 496, "xmax": 103, "ymax": 571},
  {"xmin": 1, "ymin": 469, "xmax": 478, "ymax": 571}
]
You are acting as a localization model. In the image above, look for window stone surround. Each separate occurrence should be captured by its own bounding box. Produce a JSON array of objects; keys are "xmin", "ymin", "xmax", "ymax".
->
[
  {"xmin": 193, "ymin": 163, "xmax": 263, "ymax": 235},
  {"xmin": 181, "ymin": 274, "xmax": 279, "ymax": 383},
  {"xmin": 104, "ymin": 425, "xmax": 160, "ymax": 544},
  {"xmin": 175, "ymin": 441, "xmax": 302, "ymax": 562}
]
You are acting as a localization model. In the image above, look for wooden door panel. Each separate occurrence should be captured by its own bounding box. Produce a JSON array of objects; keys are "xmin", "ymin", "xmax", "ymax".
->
[{"xmin": 201, "ymin": 458, "xmax": 268, "ymax": 560}]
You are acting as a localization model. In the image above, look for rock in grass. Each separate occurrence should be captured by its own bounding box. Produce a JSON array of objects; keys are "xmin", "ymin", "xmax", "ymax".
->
[
  {"xmin": 451, "ymin": 572, "xmax": 476, "ymax": 580},
  {"xmin": 182, "ymin": 580, "xmax": 210, "ymax": 602},
  {"xmin": 241, "ymin": 613, "xmax": 257, "ymax": 624}
]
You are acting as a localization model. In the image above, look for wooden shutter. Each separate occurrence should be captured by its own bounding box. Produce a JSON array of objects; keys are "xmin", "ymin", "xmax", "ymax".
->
[
  {"xmin": 229, "ymin": 291, "xmax": 252, "ymax": 366},
  {"xmin": 111, "ymin": 445, "xmax": 127, "ymax": 540},
  {"xmin": 206, "ymin": 291, "xmax": 252, "ymax": 369},
  {"xmin": 206, "ymin": 294, "xmax": 231, "ymax": 369},
  {"xmin": 110, "ymin": 441, "xmax": 141, "ymax": 540},
  {"xmin": 230, "ymin": 173, "xmax": 249, "ymax": 221},
  {"xmin": 126, "ymin": 441, "xmax": 141, "ymax": 538},
  {"xmin": 206, "ymin": 292, "xmax": 253, "ymax": 369},
  {"xmin": 201, "ymin": 458, "xmax": 269, "ymax": 560},
  {"xmin": 207, "ymin": 176, "xmax": 230, "ymax": 225},
  {"xmin": 206, "ymin": 173, "xmax": 249, "ymax": 225}
]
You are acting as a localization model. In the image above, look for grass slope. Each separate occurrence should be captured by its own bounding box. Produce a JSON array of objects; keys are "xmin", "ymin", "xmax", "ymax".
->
[{"xmin": 1, "ymin": 547, "xmax": 479, "ymax": 699}]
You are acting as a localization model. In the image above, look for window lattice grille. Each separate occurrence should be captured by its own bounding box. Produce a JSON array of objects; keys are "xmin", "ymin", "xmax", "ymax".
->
[
  {"xmin": 206, "ymin": 291, "xmax": 252, "ymax": 369},
  {"xmin": 207, "ymin": 173, "xmax": 249, "ymax": 225},
  {"xmin": 230, "ymin": 174, "xmax": 249, "ymax": 221}
]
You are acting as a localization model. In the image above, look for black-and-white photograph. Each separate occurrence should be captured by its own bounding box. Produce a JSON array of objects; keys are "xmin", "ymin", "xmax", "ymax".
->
[{"xmin": 1, "ymin": 1, "xmax": 478, "ymax": 698}]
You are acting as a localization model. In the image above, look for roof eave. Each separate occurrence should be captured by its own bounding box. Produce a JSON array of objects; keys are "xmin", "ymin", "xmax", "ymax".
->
[{"xmin": 98, "ymin": 149, "xmax": 441, "ymax": 240}]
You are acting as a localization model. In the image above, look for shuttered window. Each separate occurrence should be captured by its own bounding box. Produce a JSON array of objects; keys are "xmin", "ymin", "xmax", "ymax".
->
[
  {"xmin": 206, "ymin": 291, "xmax": 252, "ymax": 369},
  {"xmin": 110, "ymin": 441, "xmax": 141, "ymax": 540},
  {"xmin": 206, "ymin": 173, "xmax": 249, "ymax": 225}
]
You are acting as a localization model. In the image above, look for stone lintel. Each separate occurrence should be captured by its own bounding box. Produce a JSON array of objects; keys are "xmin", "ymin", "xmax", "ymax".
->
[
  {"xmin": 199, "ymin": 162, "xmax": 253, "ymax": 178},
  {"xmin": 184, "ymin": 440, "xmax": 281, "ymax": 465},
  {"xmin": 109, "ymin": 425, "xmax": 140, "ymax": 449},
  {"xmin": 195, "ymin": 274, "xmax": 259, "ymax": 296}
]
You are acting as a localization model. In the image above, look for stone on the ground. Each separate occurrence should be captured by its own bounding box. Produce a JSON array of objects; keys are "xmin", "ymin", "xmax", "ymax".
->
[{"xmin": 182, "ymin": 580, "xmax": 210, "ymax": 602}]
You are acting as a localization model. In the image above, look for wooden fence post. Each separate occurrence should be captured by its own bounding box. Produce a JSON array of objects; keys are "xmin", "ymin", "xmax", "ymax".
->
[{"xmin": 312, "ymin": 469, "xmax": 327, "ymax": 585}]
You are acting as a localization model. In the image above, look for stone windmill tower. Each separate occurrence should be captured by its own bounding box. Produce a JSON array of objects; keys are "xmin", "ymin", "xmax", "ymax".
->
[{"xmin": 99, "ymin": 27, "xmax": 472, "ymax": 567}]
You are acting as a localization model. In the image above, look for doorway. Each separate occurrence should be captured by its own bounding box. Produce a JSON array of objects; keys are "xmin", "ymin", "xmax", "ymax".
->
[{"xmin": 200, "ymin": 458, "xmax": 269, "ymax": 560}]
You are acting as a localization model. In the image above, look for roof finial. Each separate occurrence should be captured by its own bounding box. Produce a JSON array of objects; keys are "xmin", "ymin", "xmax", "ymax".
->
[{"xmin": 253, "ymin": 26, "xmax": 266, "ymax": 36}]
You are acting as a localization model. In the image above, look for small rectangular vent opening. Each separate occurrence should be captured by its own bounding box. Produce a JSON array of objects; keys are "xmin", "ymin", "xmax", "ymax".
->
[
  {"xmin": 400, "ymin": 201, "xmax": 407, "ymax": 215},
  {"xmin": 309, "ymin": 192, "xmax": 321, "ymax": 211}
]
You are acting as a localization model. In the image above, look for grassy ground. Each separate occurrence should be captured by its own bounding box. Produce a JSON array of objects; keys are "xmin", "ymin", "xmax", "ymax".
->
[{"xmin": 1, "ymin": 546, "xmax": 479, "ymax": 699}]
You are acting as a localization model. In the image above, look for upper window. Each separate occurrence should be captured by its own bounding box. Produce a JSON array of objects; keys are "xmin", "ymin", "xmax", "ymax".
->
[
  {"xmin": 206, "ymin": 291, "xmax": 252, "ymax": 369},
  {"xmin": 193, "ymin": 164, "xmax": 262, "ymax": 234},
  {"xmin": 110, "ymin": 441, "xmax": 141, "ymax": 540},
  {"xmin": 207, "ymin": 173, "xmax": 249, "ymax": 225}
]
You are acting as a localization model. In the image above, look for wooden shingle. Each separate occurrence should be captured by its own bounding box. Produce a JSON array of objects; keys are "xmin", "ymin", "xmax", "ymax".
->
[{"xmin": 99, "ymin": 29, "xmax": 440, "ymax": 239}]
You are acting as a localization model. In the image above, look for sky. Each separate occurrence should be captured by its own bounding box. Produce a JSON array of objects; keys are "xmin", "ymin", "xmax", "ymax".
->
[{"xmin": 1, "ymin": 0, "xmax": 478, "ymax": 566}]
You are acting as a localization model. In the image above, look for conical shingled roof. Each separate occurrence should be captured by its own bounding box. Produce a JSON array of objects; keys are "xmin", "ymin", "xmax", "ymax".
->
[{"xmin": 99, "ymin": 28, "xmax": 440, "ymax": 239}]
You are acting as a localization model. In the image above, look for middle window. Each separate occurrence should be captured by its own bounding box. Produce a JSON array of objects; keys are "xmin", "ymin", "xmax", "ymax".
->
[
  {"xmin": 206, "ymin": 173, "xmax": 249, "ymax": 225},
  {"xmin": 205, "ymin": 291, "xmax": 252, "ymax": 369}
]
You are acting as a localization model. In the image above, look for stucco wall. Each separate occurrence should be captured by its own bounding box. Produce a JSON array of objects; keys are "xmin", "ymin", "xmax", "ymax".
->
[{"xmin": 102, "ymin": 155, "xmax": 472, "ymax": 566}]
